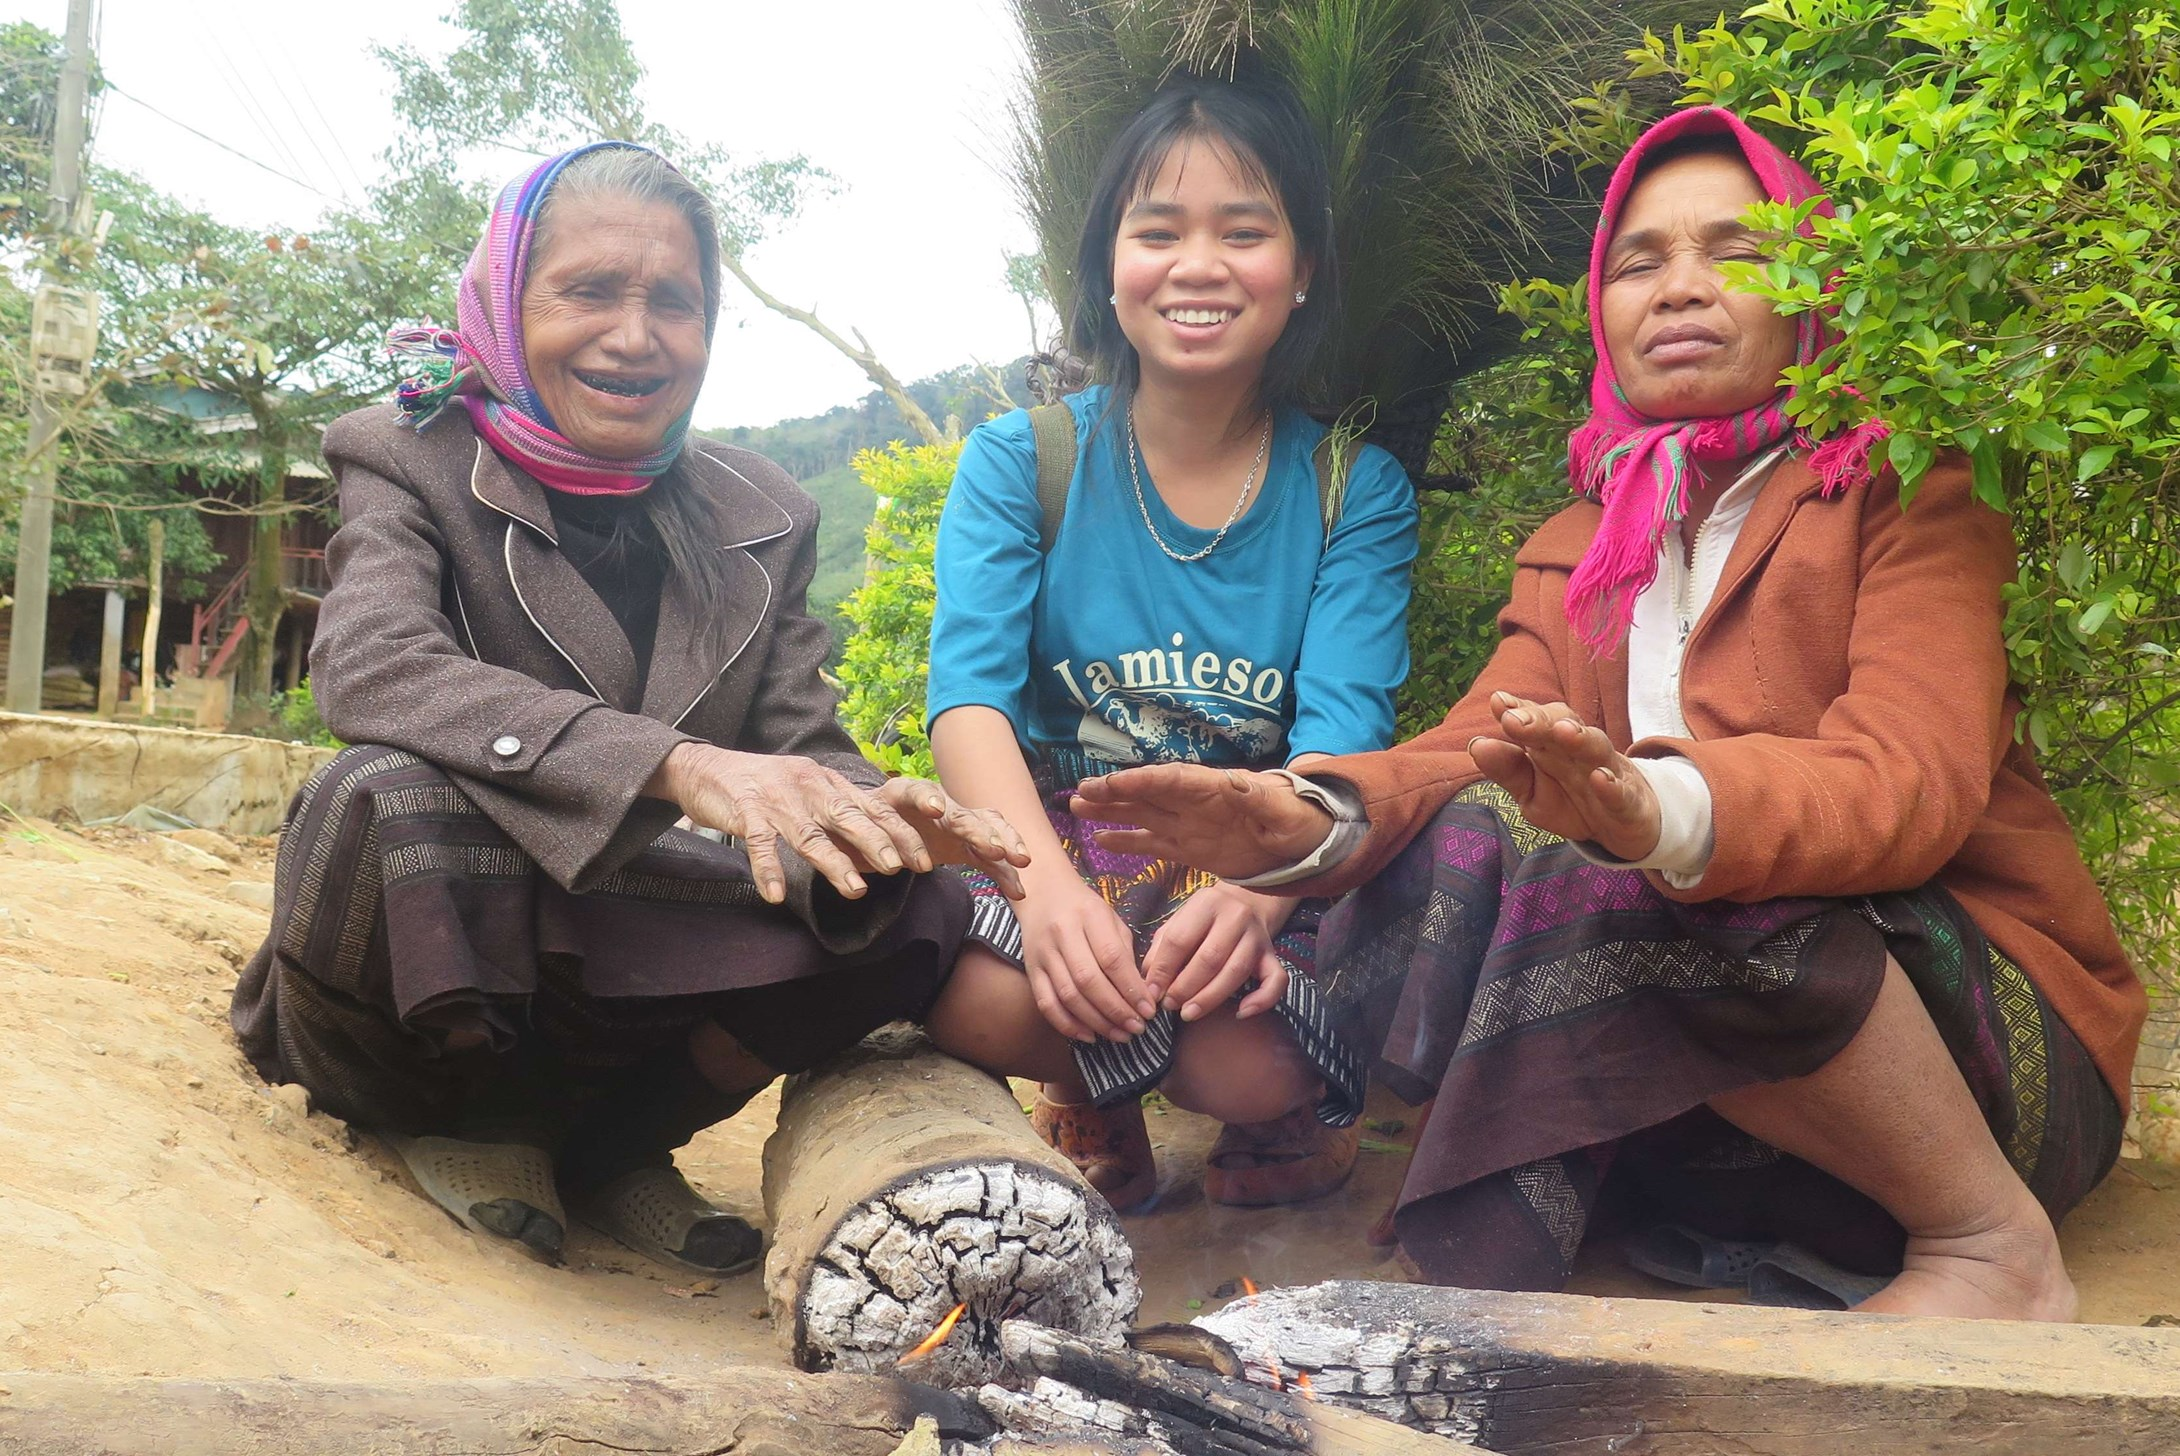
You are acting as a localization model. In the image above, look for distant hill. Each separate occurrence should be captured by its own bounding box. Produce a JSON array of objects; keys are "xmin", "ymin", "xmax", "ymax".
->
[
  {"xmin": 798, "ymin": 464, "xmax": 874, "ymax": 628},
  {"xmin": 703, "ymin": 358, "xmax": 1037, "ymax": 654}
]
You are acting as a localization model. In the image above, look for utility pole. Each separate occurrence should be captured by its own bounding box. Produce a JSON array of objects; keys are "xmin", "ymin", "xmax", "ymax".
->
[{"xmin": 4, "ymin": 0, "xmax": 97, "ymax": 714}]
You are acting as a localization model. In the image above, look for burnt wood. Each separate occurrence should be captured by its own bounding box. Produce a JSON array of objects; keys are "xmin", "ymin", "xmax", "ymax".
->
[
  {"xmin": 761, "ymin": 1029, "xmax": 1140, "ymax": 1384},
  {"xmin": 1197, "ymin": 1281, "xmax": 2180, "ymax": 1455},
  {"xmin": 999, "ymin": 1321, "xmax": 1489, "ymax": 1456}
]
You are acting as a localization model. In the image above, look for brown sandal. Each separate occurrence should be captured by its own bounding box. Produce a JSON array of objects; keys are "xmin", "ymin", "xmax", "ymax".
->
[
  {"xmin": 1204, "ymin": 1110, "xmax": 1358, "ymax": 1207},
  {"xmin": 1029, "ymin": 1091, "xmax": 1158, "ymax": 1213}
]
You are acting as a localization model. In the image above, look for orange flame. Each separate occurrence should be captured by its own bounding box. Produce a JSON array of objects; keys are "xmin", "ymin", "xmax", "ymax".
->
[
  {"xmin": 1295, "ymin": 1371, "xmax": 1316, "ymax": 1401},
  {"xmin": 901, "ymin": 1302, "xmax": 967, "ymax": 1363},
  {"xmin": 1240, "ymin": 1276, "xmax": 1259, "ymax": 1297}
]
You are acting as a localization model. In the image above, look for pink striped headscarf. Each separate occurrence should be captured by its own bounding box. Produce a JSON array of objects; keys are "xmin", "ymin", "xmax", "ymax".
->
[
  {"xmin": 387, "ymin": 141, "xmax": 703, "ymax": 496},
  {"xmin": 1564, "ymin": 106, "xmax": 1888, "ymax": 655}
]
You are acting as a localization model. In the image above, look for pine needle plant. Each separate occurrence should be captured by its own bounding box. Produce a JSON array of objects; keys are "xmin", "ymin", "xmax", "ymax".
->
[{"xmin": 1006, "ymin": 0, "xmax": 1705, "ymax": 480}]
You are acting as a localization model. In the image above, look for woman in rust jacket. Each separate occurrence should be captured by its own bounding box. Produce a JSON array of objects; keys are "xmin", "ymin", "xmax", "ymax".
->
[
  {"xmin": 1072, "ymin": 108, "xmax": 2144, "ymax": 1321},
  {"xmin": 232, "ymin": 142, "xmax": 1025, "ymax": 1278}
]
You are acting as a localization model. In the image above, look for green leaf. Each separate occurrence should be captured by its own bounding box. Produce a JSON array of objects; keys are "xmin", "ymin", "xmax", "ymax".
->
[
  {"xmin": 1886, "ymin": 432, "xmax": 1935, "ymax": 486},
  {"xmin": 2022, "ymin": 420, "xmax": 2072, "ymax": 453},
  {"xmin": 2058, "ymin": 541, "xmax": 2090, "ymax": 592},
  {"xmin": 2077, "ymin": 445, "xmax": 2120, "ymax": 481}
]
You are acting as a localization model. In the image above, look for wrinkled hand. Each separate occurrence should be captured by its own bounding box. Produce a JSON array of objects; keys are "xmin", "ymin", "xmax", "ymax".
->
[
  {"xmin": 1017, "ymin": 885, "xmax": 1158, "ymax": 1044},
  {"xmin": 1143, "ymin": 881, "xmax": 1289, "ymax": 1023},
  {"xmin": 871, "ymin": 777, "xmax": 1031, "ymax": 900},
  {"xmin": 1467, "ymin": 693, "xmax": 1660, "ymax": 861},
  {"xmin": 649, "ymin": 744, "xmax": 1027, "ymax": 905},
  {"xmin": 1068, "ymin": 764, "xmax": 1333, "ymax": 880}
]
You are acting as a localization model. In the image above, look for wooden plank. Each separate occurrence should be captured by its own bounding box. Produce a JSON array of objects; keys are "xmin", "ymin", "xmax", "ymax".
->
[
  {"xmin": 1198, "ymin": 1281, "xmax": 2180, "ymax": 1455},
  {"xmin": 0, "ymin": 1368, "xmax": 991, "ymax": 1456}
]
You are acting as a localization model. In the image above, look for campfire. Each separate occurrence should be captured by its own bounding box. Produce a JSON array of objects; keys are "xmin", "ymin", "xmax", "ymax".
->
[
  {"xmin": 881, "ymin": 1282, "xmax": 1473, "ymax": 1456},
  {"xmin": 759, "ymin": 1031, "xmax": 1473, "ymax": 1452}
]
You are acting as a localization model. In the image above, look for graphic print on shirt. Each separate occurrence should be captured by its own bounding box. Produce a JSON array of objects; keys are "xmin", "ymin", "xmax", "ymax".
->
[{"xmin": 1049, "ymin": 629, "xmax": 1287, "ymax": 766}]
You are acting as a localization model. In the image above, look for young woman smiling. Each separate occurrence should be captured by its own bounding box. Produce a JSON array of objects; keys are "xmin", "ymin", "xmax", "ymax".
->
[{"xmin": 920, "ymin": 75, "xmax": 1419, "ymax": 1211}]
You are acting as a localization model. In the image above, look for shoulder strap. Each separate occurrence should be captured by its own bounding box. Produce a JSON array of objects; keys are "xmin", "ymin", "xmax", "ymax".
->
[
  {"xmin": 1312, "ymin": 433, "xmax": 1349, "ymax": 541},
  {"xmin": 1028, "ymin": 402, "xmax": 1078, "ymax": 553}
]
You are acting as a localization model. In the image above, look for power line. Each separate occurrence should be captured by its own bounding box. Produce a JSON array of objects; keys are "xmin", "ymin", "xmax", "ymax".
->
[
  {"xmin": 103, "ymin": 82, "xmax": 335, "ymax": 200},
  {"xmin": 202, "ymin": 37, "xmax": 312, "ymax": 184},
  {"xmin": 245, "ymin": 32, "xmax": 355, "ymax": 203},
  {"xmin": 272, "ymin": 33, "xmax": 373, "ymax": 201}
]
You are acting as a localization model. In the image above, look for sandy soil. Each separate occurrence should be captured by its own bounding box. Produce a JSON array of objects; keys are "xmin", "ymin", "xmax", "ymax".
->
[{"xmin": 1, "ymin": 816, "xmax": 2173, "ymax": 1384}]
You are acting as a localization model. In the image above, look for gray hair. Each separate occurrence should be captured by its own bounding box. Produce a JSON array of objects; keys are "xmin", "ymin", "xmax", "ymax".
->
[{"xmin": 535, "ymin": 144, "xmax": 724, "ymax": 339}]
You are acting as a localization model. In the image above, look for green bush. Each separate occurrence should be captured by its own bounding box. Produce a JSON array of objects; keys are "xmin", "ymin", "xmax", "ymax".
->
[
  {"xmin": 834, "ymin": 440, "xmax": 963, "ymax": 779},
  {"xmin": 272, "ymin": 676, "xmax": 342, "ymax": 749}
]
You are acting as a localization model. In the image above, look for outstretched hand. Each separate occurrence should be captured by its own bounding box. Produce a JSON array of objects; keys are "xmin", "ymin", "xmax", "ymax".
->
[
  {"xmin": 1068, "ymin": 763, "xmax": 1334, "ymax": 881},
  {"xmin": 649, "ymin": 744, "xmax": 1030, "ymax": 904},
  {"xmin": 1466, "ymin": 693, "xmax": 1661, "ymax": 861},
  {"xmin": 871, "ymin": 776, "xmax": 1032, "ymax": 899}
]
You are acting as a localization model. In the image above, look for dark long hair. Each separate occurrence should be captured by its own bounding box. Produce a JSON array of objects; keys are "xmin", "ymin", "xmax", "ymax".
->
[{"xmin": 1069, "ymin": 70, "xmax": 1340, "ymax": 418}]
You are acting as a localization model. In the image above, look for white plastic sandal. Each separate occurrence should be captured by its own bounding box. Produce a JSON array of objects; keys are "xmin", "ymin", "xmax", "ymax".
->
[
  {"xmin": 579, "ymin": 1165, "xmax": 761, "ymax": 1276},
  {"xmin": 385, "ymin": 1133, "xmax": 566, "ymax": 1262}
]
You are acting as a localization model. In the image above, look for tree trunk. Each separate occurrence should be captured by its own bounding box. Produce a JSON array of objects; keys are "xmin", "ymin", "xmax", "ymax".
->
[
  {"xmin": 760, "ymin": 1028, "xmax": 1140, "ymax": 1385},
  {"xmin": 1197, "ymin": 1280, "xmax": 2180, "ymax": 1455},
  {"xmin": 0, "ymin": 1368, "xmax": 991, "ymax": 1456},
  {"xmin": 235, "ymin": 396, "xmax": 288, "ymax": 709}
]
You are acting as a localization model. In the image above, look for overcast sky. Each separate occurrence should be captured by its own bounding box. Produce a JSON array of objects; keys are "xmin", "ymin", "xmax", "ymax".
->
[{"xmin": 5, "ymin": 0, "xmax": 1044, "ymax": 430}]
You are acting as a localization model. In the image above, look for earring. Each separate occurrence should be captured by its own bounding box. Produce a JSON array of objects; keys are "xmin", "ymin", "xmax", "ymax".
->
[
  {"xmin": 1109, "ymin": 293, "xmax": 1118, "ymax": 305},
  {"xmin": 1294, "ymin": 291, "xmax": 1307, "ymax": 305}
]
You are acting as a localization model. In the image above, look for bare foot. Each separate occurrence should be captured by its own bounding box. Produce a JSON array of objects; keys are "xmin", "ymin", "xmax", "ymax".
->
[{"xmin": 1857, "ymin": 1202, "xmax": 2076, "ymax": 1322}]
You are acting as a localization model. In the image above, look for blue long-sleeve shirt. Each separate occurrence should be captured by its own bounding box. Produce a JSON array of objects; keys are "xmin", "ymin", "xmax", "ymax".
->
[{"xmin": 928, "ymin": 386, "xmax": 1417, "ymax": 769}]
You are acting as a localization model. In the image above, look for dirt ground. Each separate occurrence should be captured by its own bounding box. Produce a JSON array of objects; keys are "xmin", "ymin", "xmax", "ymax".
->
[{"xmin": 1, "ymin": 816, "xmax": 2173, "ymax": 1383}]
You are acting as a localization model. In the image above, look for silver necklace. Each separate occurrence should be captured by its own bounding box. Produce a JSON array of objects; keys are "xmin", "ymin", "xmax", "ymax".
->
[{"xmin": 1126, "ymin": 407, "xmax": 1272, "ymax": 564}]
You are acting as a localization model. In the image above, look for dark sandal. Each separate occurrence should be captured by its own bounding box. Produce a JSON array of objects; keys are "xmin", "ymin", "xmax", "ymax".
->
[
  {"xmin": 1622, "ymin": 1223, "xmax": 1777, "ymax": 1290},
  {"xmin": 1204, "ymin": 1111, "xmax": 1358, "ymax": 1207},
  {"xmin": 1746, "ymin": 1244, "xmax": 1890, "ymax": 1310},
  {"xmin": 1030, "ymin": 1092, "xmax": 1158, "ymax": 1213},
  {"xmin": 578, "ymin": 1165, "xmax": 763, "ymax": 1277}
]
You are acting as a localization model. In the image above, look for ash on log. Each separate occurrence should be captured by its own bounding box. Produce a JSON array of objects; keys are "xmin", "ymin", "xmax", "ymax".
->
[
  {"xmin": 762, "ymin": 1028, "xmax": 1140, "ymax": 1383},
  {"xmin": 994, "ymin": 1321, "xmax": 1489, "ymax": 1456},
  {"xmin": 1198, "ymin": 1280, "xmax": 2180, "ymax": 1456}
]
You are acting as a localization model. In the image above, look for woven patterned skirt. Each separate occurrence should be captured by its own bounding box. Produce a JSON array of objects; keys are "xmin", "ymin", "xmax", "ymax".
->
[
  {"xmin": 1315, "ymin": 782, "xmax": 2124, "ymax": 1290},
  {"xmin": 954, "ymin": 748, "xmax": 1365, "ymax": 1126},
  {"xmin": 231, "ymin": 745, "xmax": 969, "ymax": 1158}
]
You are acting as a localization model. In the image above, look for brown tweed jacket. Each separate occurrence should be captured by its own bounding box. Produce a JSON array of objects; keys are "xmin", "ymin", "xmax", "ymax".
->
[
  {"xmin": 311, "ymin": 405, "xmax": 887, "ymax": 933},
  {"xmin": 1299, "ymin": 453, "xmax": 2146, "ymax": 1103}
]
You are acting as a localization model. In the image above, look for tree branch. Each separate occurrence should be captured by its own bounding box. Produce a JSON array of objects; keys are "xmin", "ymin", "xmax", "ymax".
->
[{"xmin": 719, "ymin": 250, "xmax": 946, "ymax": 448}]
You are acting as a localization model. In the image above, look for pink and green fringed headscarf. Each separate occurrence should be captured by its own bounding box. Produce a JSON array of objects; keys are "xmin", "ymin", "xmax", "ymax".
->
[
  {"xmin": 1564, "ymin": 106, "xmax": 1888, "ymax": 655},
  {"xmin": 386, "ymin": 141, "xmax": 702, "ymax": 496}
]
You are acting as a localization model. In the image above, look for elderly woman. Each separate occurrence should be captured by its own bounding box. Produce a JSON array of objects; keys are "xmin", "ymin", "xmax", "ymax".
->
[
  {"xmin": 1070, "ymin": 108, "xmax": 2145, "ymax": 1321},
  {"xmin": 232, "ymin": 142, "xmax": 1026, "ymax": 1276}
]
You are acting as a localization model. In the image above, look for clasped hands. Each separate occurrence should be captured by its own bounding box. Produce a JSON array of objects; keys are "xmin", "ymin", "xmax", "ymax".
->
[
  {"xmin": 1015, "ymin": 874, "xmax": 1292, "ymax": 1045},
  {"xmin": 1069, "ymin": 692, "xmax": 1662, "ymax": 880},
  {"xmin": 647, "ymin": 742, "xmax": 1030, "ymax": 905}
]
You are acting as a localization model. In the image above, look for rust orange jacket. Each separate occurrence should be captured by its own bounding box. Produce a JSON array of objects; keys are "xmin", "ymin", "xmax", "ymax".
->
[{"xmin": 1303, "ymin": 453, "xmax": 2146, "ymax": 1103}]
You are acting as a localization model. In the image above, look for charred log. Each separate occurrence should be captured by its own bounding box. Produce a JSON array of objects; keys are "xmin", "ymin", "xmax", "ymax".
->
[
  {"xmin": 996, "ymin": 1321, "xmax": 1487, "ymax": 1456},
  {"xmin": 1198, "ymin": 1280, "xmax": 2180, "ymax": 1455},
  {"xmin": 762, "ymin": 1029, "xmax": 1140, "ymax": 1383}
]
